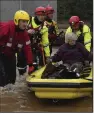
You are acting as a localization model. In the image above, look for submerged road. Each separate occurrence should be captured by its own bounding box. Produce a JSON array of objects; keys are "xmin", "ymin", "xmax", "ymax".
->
[{"xmin": 0, "ymin": 47, "xmax": 93, "ymax": 113}]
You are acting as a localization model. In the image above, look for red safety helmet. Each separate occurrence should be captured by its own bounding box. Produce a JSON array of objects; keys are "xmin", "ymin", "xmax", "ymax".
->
[
  {"xmin": 69, "ymin": 16, "xmax": 80, "ymax": 28},
  {"xmin": 45, "ymin": 5, "xmax": 55, "ymax": 14},
  {"xmin": 35, "ymin": 6, "xmax": 46, "ymax": 15}
]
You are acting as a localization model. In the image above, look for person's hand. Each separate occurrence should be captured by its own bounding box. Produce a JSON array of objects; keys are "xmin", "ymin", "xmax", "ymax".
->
[
  {"xmin": 27, "ymin": 29, "xmax": 35, "ymax": 34},
  {"xmin": 28, "ymin": 65, "xmax": 34, "ymax": 75}
]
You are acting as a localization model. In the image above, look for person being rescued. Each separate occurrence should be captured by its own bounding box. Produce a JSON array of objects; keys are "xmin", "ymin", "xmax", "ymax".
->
[
  {"xmin": 17, "ymin": 6, "xmax": 51, "ymax": 75},
  {"xmin": 51, "ymin": 32, "xmax": 92, "ymax": 76},
  {"xmin": 66, "ymin": 16, "xmax": 92, "ymax": 52},
  {"xmin": 45, "ymin": 5, "xmax": 59, "ymax": 54}
]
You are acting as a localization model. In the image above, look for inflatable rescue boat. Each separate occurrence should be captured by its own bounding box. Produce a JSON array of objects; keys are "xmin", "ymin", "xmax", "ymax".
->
[{"xmin": 26, "ymin": 66, "xmax": 93, "ymax": 99}]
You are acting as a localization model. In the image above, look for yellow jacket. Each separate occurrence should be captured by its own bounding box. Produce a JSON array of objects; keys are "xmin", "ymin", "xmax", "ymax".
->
[
  {"xmin": 66, "ymin": 25, "xmax": 92, "ymax": 52},
  {"xmin": 29, "ymin": 17, "xmax": 50, "ymax": 57},
  {"xmin": 45, "ymin": 20, "xmax": 59, "ymax": 35}
]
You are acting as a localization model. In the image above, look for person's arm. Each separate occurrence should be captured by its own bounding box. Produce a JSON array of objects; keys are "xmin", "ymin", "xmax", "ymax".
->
[
  {"xmin": 83, "ymin": 25, "xmax": 92, "ymax": 52},
  {"xmin": 84, "ymin": 32, "xmax": 91, "ymax": 52},
  {"xmin": 54, "ymin": 21, "xmax": 59, "ymax": 35},
  {"xmin": 78, "ymin": 43, "xmax": 92, "ymax": 61},
  {"xmin": 0, "ymin": 22, "xmax": 9, "ymax": 39},
  {"xmin": 52, "ymin": 46, "xmax": 63, "ymax": 62},
  {"xmin": 23, "ymin": 32, "xmax": 34, "ymax": 74},
  {"xmin": 23, "ymin": 32, "xmax": 33, "ymax": 65}
]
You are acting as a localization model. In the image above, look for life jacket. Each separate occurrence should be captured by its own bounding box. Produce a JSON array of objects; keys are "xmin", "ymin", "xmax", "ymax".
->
[
  {"xmin": 27, "ymin": 17, "xmax": 50, "ymax": 58},
  {"xmin": 28, "ymin": 17, "xmax": 45, "ymax": 57},
  {"xmin": 45, "ymin": 20, "xmax": 57, "ymax": 41},
  {"xmin": 46, "ymin": 20, "xmax": 56, "ymax": 34},
  {"xmin": 28, "ymin": 17, "xmax": 44, "ymax": 44}
]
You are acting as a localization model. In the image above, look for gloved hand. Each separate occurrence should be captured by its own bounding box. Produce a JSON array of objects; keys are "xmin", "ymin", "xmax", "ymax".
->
[
  {"xmin": 27, "ymin": 29, "xmax": 35, "ymax": 34},
  {"xmin": 46, "ymin": 57, "xmax": 52, "ymax": 64},
  {"xmin": 28, "ymin": 65, "xmax": 34, "ymax": 75}
]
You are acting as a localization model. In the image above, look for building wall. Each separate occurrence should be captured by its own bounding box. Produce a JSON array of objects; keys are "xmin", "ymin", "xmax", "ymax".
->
[
  {"xmin": 22, "ymin": 0, "xmax": 57, "ymax": 21},
  {"xmin": 0, "ymin": 0, "xmax": 57, "ymax": 21},
  {"xmin": 0, "ymin": 0, "xmax": 20, "ymax": 21}
]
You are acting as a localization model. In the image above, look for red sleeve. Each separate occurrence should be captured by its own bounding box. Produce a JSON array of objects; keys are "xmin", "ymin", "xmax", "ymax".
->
[
  {"xmin": 0, "ymin": 22, "xmax": 9, "ymax": 39},
  {"xmin": 23, "ymin": 31, "xmax": 33, "ymax": 65}
]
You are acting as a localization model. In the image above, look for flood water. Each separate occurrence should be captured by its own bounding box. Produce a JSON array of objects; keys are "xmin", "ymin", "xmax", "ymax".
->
[
  {"xmin": 0, "ymin": 70, "xmax": 93, "ymax": 113},
  {"xmin": 0, "ymin": 47, "xmax": 93, "ymax": 113}
]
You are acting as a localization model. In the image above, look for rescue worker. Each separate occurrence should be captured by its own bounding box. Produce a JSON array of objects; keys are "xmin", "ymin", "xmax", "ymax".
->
[
  {"xmin": 17, "ymin": 6, "xmax": 50, "ymax": 74},
  {"xmin": 66, "ymin": 16, "xmax": 92, "ymax": 52},
  {"xmin": 28, "ymin": 6, "xmax": 51, "ymax": 65},
  {"xmin": 45, "ymin": 5, "xmax": 59, "ymax": 54},
  {"xmin": 0, "ymin": 10, "xmax": 34, "ymax": 87},
  {"xmin": 52, "ymin": 33, "xmax": 92, "ymax": 73}
]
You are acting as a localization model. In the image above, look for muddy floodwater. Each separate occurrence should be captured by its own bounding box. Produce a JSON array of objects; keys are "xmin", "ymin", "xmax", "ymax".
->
[
  {"xmin": 0, "ymin": 72, "xmax": 93, "ymax": 113},
  {"xmin": 0, "ymin": 47, "xmax": 93, "ymax": 113}
]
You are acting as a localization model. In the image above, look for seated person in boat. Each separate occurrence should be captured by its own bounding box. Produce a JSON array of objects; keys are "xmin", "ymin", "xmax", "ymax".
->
[{"xmin": 52, "ymin": 32, "xmax": 92, "ymax": 73}]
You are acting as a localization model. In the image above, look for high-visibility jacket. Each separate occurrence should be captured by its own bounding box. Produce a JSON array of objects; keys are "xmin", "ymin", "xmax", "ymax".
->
[
  {"xmin": 28, "ymin": 17, "xmax": 50, "ymax": 57},
  {"xmin": 66, "ymin": 24, "xmax": 92, "ymax": 52},
  {"xmin": 45, "ymin": 20, "xmax": 59, "ymax": 40},
  {"xmin": 0, "ymin": 20, "xmax": 33, "ymax": 64}
]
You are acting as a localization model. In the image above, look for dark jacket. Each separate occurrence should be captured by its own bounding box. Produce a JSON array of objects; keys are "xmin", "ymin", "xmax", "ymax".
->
[{"xmin": 52, "ymin": 42, "xmax": 92, "ymax": 65}]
